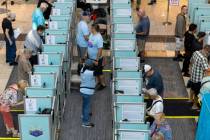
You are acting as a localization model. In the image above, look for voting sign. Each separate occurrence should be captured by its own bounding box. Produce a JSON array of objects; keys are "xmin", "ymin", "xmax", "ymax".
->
[
  {"xmin": 52, "ymin": 9, "xmax": 61, "ymax": 16},
  {"xmin": 25, "ymin": 98, "xmax": 37, "ymax": 112},
  {"xmin": 46, "ymin": 35, "xmax": 55, "ymax": 45},
  {"xmin": 49, "ymin": 21, "xmax": 58, "ymax": 30},
  {"xmin": 31, "ymin": 75, "xmax": 42, "ymax": 87},
  {"xmin": 169, "ymin": 0, "xmax": 179, "ymax": 6},
  {"xmin": 38, "ymin": 54, "xmax": 49, "ymax": 65}
]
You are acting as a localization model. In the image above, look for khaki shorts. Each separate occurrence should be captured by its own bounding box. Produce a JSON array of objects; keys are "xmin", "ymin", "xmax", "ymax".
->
[
  {"xmin": 175, "ymin": 37, "xmax": 184, "ymax": 51},
  {"xmin": 137, "ymin": 39, "xmax": 146, "ymax": 52},
  {"xmin": 77, "ymin": 45, "xmax": 87, "ymax": 59}
]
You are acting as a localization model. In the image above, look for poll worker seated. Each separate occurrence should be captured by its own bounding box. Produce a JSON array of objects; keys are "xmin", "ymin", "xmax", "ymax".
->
[
  {"xmin": 144, "ymin": 64, "xmax": 164, "ymax": 97},
  {"xmin": 150, "ymin": 113, "xmax": 172, "ymax": 140},
  {"xmin": 0, "ymin": 80, "xmax": 28, "ymax": 137},
  {"xmin": 145, "ymin": 88, "xmax": 164, "ymax": 125},
  {"xmin": 79, "ymin": 63, "xmax": 96, "ymax": 128}
]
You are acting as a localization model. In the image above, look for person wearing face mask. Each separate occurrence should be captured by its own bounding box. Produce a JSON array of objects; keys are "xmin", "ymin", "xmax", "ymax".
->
[
  {"xmin": 1, "ymin": 13, "xmax": 17, "ymax": 66},
  {"xmin": 32, "ymin": 2, "xmax": 48, "ymax": 30},
  {"xmin": 0, "ymin": 80, "xmax": 28, "ymax": 137},
  {"xmin": 24, "ymin": 25, "xmax": 45, "ymax": 66},
  {"xmin": 182, "ymin": 24, "xmax": 197, "ymax": 77},
  {"xmin": 189, "ymin": 45, "xmax": 210, "ymax": 110}
]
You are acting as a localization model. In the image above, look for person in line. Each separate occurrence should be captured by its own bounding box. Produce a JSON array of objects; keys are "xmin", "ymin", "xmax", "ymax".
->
[
  {"xmin": 144, "ymin": 64, "xmax": 164, "ymax": 97},
  {"xmin": 192, "ymin": 32, "xmax": 206, "ymax": 52},
  {"xmin": 0, "ymin": 80, "xmax": 28, "ymax": 137},
  {"xmin": 148, "ymin": 0, "xmax": 156, "ymax": 5},
  {"xmin": 182, "ymin": 24, "xmax": 197, "ymax": 77},
  {"xmin": 189, "ymin": 45, "xmax": 210, "ymax": 110},
  {"xmin": 24, "ymin": 25, "xmax": 45, "ymax": 66},
  {"xmin": 150, "ymin": 113, "xmax": 172, "ymax": 140},
  {"xmin": 199, "ymin": 56, "xmax": 210, "ymax": 102},
  {"xmin": 80, "ymin": 64, "xmax": 96, "ymax": 128},
  {"xmin": 135, "ymin": 9, "xmax": 150, "ymax": 63},
  {"xmin": 17, "ymin": 49, "xmax": 32, "ymax": 82},
  {"xmin": 86, "ymin": 23, "xmax": 106, "ymax": 90},
  {"xmin": 37, "ymin": 0, "xmax": 53, "ymax": 20},
  {"xmin": 76, "ymin": 11, "xmax": 90, "ymax": 62},
  {"xmin": 173, "ymin": 5, "xmax": 187, "ymax": 61},
  {"xmin": 32, "ymin": 2, "xmax": 48, "ymax": 30},
  {"xmin": 145, "ymin": 88, "xmax": 164, "ymax": 125},
  {"xmin": 1, "ymin": 13, "xmax": 17, "ymax": 66}
]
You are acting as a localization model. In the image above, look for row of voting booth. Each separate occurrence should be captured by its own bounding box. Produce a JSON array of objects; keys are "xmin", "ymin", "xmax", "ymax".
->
[
  {"xmin": 18, "ymin": 0, "xmax": 76, "ymax": 140},
  {"xmin": 110, "ymin": 0, "xmax": 150, "ymax": 140}
]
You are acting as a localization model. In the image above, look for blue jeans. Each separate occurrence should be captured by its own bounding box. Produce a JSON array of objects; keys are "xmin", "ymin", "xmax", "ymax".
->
[
  {"xmin": 5, "ymin": 37, "xmax": 16, "ymax": 63},
  {"xmin": 81, "ymin": 93, "xmax": 91, "ymax": 124}
]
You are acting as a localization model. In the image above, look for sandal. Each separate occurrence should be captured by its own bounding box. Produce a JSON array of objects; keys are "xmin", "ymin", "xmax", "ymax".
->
[{"xmin": 12, "ymin": 130, "xmax": 19, "ymax": 137}]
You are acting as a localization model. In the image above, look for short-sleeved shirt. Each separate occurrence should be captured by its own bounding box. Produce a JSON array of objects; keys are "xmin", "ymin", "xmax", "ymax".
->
[
  {"xmin": 135, "ymin": 16, "xmax": 150, "ymax": 40},
  {"xmin": 80, "ymin": 69, "xmax": 96, "ymax": 95},
  {"xmin": 146, "ymin": 69, "xmax": 164, "ymax": 96},
  {"xmin": 191, "ymin": 51, "xmax": 209, "ymax": 83},
  {"xmin": 199, "ymin": 76, "xmax": 210, "ymax": 100},
  {"xmin": 148, "ymin": 96, "xmax": 163, "ymax": 116},
  {"xmin": 87, "ymin": 33, "xmax": 103, "ymax": 61},
  {"xmin": 76, "ymin": 20, "xmax": 89, "ymax": 48},
  {"xmin": 32, "ymin": 8, "xmax": 45, "ymax": 30},
  {"xmin": 0, "ymin": 86, "xmax": 17, "ymax": 105},
  {"xmin": 2, "ymin": 18, "xmax": 14, "ymax": 38}
]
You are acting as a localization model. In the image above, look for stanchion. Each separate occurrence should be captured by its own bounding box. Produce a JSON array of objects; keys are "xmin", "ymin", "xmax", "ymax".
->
[{"xmin": 163, "ymin": 0, "xmax": 172, "ymax": 26}]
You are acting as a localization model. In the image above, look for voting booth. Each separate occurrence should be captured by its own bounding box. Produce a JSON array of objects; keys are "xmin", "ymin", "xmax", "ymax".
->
[
  {"xmin": 114, "ymin": 57, "xmax": 140, "ymax": 71},
  {"xmin": 114, "ymin": 129, "xmax": 150, "ymax": 140},
  {"xmin": 19, "ymin": 96, "xmax": 57, "ymax": 140},
  {"xmin": 196, "ymin": 94, "xmax": 210, "ymax": 140}
]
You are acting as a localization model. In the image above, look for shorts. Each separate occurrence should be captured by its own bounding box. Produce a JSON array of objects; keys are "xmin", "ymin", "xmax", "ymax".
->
[
  {"xmin": 175, "ymin": 37, "xmax": 184, "ymax": 51},
  {"xmin": 77, "ymin": 45, "xmax": 87, "ymax": 59},
  {"xmin": 191, "ymin": 82, "xmax": 201, "ymax": 96},
  {"xmin": 94, "ymin": 58, "xmax": 103, "ymax": 76},
  {"xmin": 137, "ymin": 39, "xmax": 146, "ymax": 52}
]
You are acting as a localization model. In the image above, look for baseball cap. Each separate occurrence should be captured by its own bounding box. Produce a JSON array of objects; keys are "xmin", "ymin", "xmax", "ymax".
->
[{"xmin": 144, "ymin": 64, "xmax": 152, "ymax": 73}]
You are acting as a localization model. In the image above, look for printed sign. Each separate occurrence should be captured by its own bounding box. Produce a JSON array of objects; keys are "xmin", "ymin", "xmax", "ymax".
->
[
  {"xmin": 49, "ymin": 21, "xmax": 58, "ymax": 30},
  {"xmin": 38, "ymin": 54, "xmax": 49, "ymax": 65},
  {"xmin": 31, "ymin": 74, "xmax": 42, "ymax": 87},
  {"xmin": 46, "ymin": 35, "xmax": 55, "ymax": 45},
  {"xmin": 52, "ymin": 9, "xmax": 61, "ymax": 16},
  {"xmin": 169, "ymin": 0, "xmax": 179, "ymax": 6},
  {"xmin": 25, "ymin": 98, "xmax": 37, "ymax": 112}
]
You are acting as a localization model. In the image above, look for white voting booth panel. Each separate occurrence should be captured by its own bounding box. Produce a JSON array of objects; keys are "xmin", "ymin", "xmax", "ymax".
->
[
  {"xmin": 112, "ymin": 8, "xmax": 132, "ymax": 18},
  {"xmin": 114, "ymin": 95, "xmax": 144, "ymax": 103},
  {"xmin": 112, "ymin": 0, "xmax": 130, "ymax": 4},
  {"xmin": 114, "ymin": 130, "xmax": 150, "ymax": 140},
  {"xmin": 114, "ymin": 24, "xmax": 134, "ymax": 34},
  {"xmin": 114, "ymin": 57, "xmax": 140, "ymax": 71},
  {"xmin": 86, "ymin": 0, "xmax": 107, "ymax": 3}
]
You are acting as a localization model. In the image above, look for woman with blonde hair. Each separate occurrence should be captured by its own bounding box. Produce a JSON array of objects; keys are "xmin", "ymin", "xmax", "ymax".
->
[{"xmin": 0, "ymin": 80, "xmax": 28, "ymax": 137}]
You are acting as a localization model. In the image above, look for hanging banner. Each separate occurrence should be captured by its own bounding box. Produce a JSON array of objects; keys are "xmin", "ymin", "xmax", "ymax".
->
[{"xmin": 169, "ymin": 0, "xmax": 179, "ymax": 6}]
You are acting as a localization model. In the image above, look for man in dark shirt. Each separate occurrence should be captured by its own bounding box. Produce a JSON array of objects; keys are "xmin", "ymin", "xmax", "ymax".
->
[
  {"xmin": 182, "ymin": 24, "xmax": 197, "ymax": 77},
  {"xmin": 135, "ymin": 9, "xmax": 150, "ymax": 63},
  {"xmin": 2, "ymin": 13, "xmax": 17, "ymax": 66},
  {"xmin": 144, "ymin": 64, "xmax": 164, "ymax": 97}
]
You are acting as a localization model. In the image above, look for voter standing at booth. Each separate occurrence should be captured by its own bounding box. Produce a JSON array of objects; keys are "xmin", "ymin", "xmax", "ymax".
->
[
  {"xmin": 86, "ymin": 23, "xmax": 106, "ymax": 90},
  {"xmin": 76, "ymin": 11, "xmax": 90, "ymax": 62},
  {"xmin": 24, "ymin": 25, "xmax": 45, "ymax": 66},
  {"xmin": 144, "ymin": 64, "xmax": 164, "ymax": 97},
  {"xmin": 80, "ymin": 64, "xmax": 96, "ymax": 128},
  {"xmin": 145, "ymin": 88, "xmax": 164, "ymax": 125},
  {"xmin": 32, "ymin": 2, "xmax": 48, "ymax": 30},
  {"xmin": 0, "ymin": 80, "xmax": 28, "ymax": 137},
  {"xmin": 17, "ymin": 49, "xmax": 32, "ymax": 82},
  {"xmin": 2, "ymin": 13, "xmax": 18, "ymax": 66}
]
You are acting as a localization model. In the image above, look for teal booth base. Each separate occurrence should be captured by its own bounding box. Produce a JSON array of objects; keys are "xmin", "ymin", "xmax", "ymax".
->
[
  {"xmin": 113, "ymin": 95, "xmax": 144, "ymax": 103},
  {"xmin": 114, "ymin": 129, "xmax": 150, "ymax": 140}
]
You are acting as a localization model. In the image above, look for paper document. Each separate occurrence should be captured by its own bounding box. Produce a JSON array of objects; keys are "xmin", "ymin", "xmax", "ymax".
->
[
  {"xmin": 122, "ymin": 104, "xmax": 145, "ymax": 122},
  {"xmin": 14, "ymin": 28, "xmax": 21, "ymax": 39},
  {"xmin": 49, "ymin": 21, "xmax": 58, "ymax": 30},
  {"xmin": 31, "ymin": 74, "xmax": 42, "ymax": 87},
  {"xmin": 38, "ymin": 54, "xmax": 49, "ymax": 65},
  {"xmin": 25, "ymin": 98, "xmax": 37, "ymax": 112},
  {"xmin": 46, "ymin": 35, "xmax": 55, "ymax": 45},
  {"xmin": 52, "ymin": 9, "xmax": 61, "ymax": 16},
  {"xmin": 121, "ymin": 131, "xmax": 146, "ymax": 140}
]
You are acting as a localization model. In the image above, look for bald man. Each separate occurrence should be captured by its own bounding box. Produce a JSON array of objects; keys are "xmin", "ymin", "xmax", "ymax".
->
[
  {"xmin": 135, "ymin": 9, "xmax": 150, "ymax": 63},
  {"xmin": 32, "ymin": 2, "xmax": 48, "ymax": 30}
]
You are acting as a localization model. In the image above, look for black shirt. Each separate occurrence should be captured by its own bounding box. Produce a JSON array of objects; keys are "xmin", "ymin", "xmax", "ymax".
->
[
  {"xmin": 37, "ymin": 0, "xmax": 52, "ymax": 20},
  {"xmin": 184, "ymin": 31, "xmax": 196, "ymax": 53},
  {"xmin": 2, "ymin": 18, "xmax": 14, "ymax": 38}
]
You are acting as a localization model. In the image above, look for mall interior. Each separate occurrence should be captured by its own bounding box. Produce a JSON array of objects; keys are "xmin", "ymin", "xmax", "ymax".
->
[{"xmin": 0, "ymin": 0, "xmax": 210, "ymax": 140}]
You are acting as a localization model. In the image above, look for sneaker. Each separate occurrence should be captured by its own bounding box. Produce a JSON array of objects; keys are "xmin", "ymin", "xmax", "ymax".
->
[
  {"xmin": 97, "ymin": 85, "xmax": 106, "ymax": 91},
  {"xmin": 9, "ymin": 62, "xmax": 18, "ymax": 66},
  {"xmin": 82, "ymin": 123, "xmax": 94, "ymax": 128},
  {"xmin": 191, "ymin": 105, "xmax": 199, "ymax": 110},
  {"xmin": 140, "ymin": 59, "xmax": 145, "ymax": 63}
]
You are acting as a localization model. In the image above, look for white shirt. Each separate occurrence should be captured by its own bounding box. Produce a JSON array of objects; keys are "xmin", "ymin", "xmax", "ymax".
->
[{"xmin": 148, "ymin": 95, "xmax": 163, "ymax": 116}]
